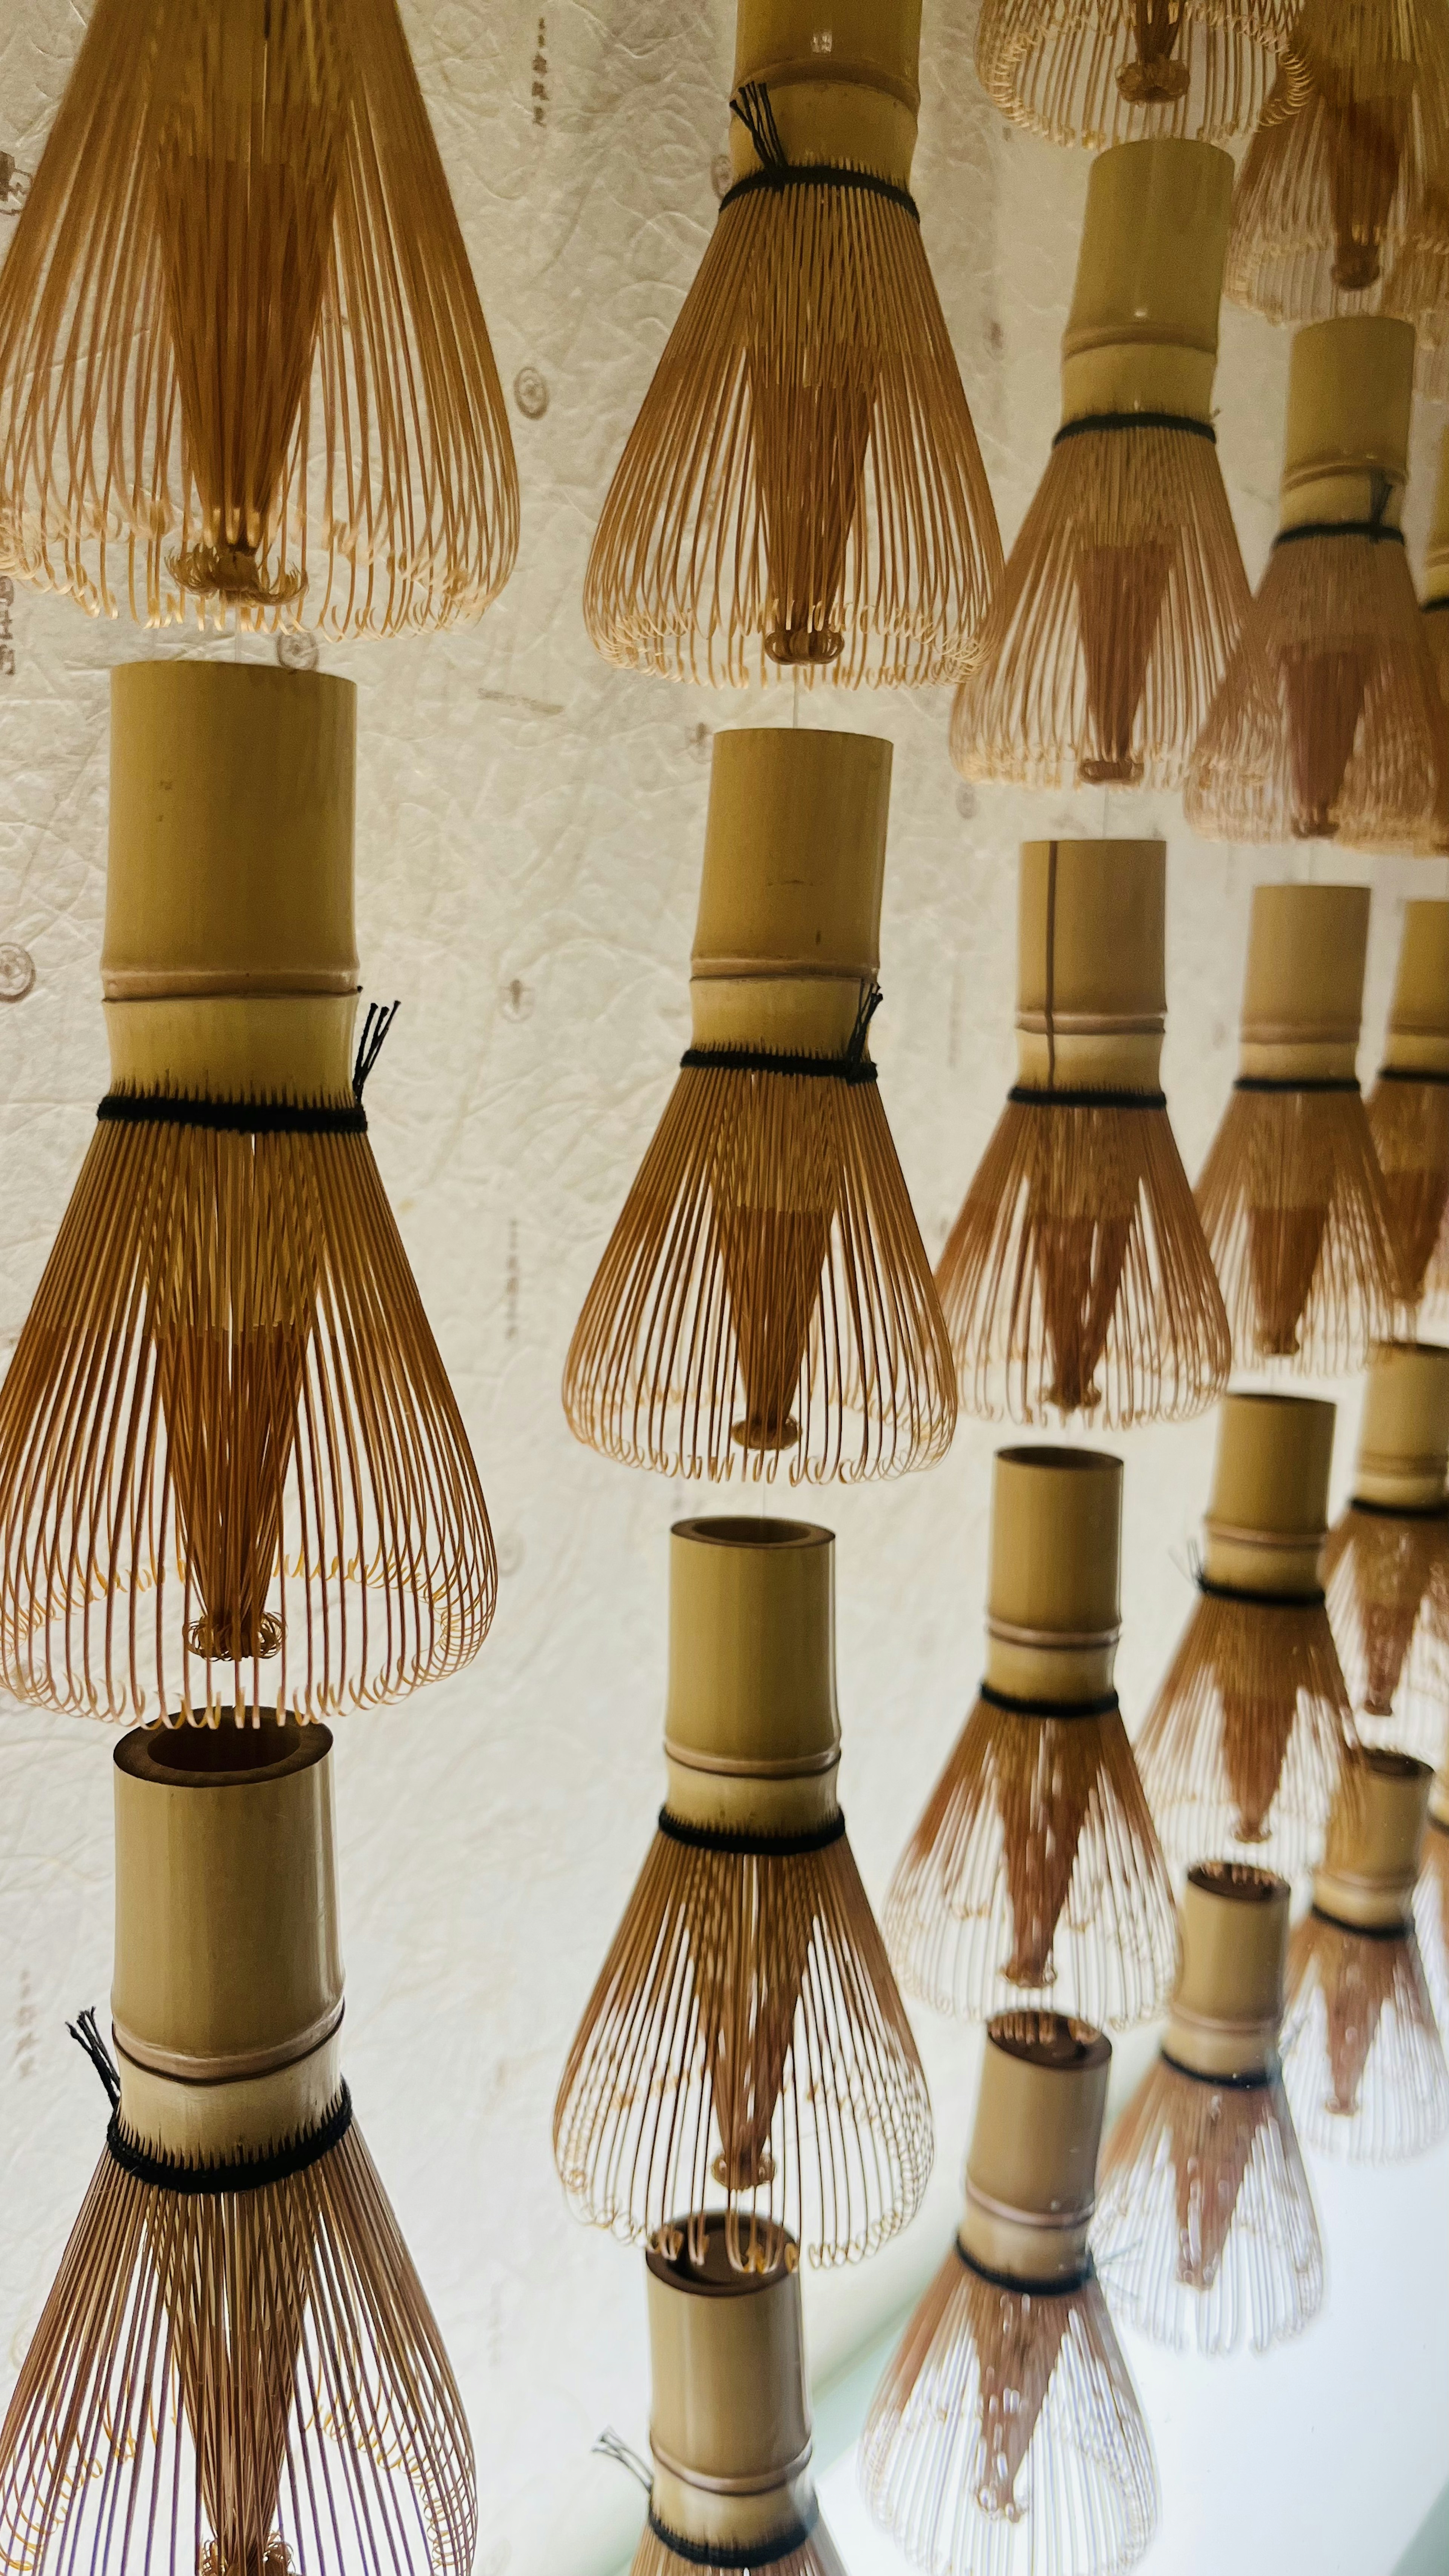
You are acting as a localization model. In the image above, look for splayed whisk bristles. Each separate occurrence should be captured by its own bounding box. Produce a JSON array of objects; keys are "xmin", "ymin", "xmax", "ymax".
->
[
  {"xmin": 1281, "ymin": 1909, "xmax": 1449, "ymax": 2161},
  {"xmin": 553, "ymin": 1818, "xmax": 932, "ymax": 2275},
  {"xmin": 1323, "ymin": 1503, "xmax": 1449, "ymax": 1761},
  {"xmin": 975, "ymin": 0, "xmax": 1293, "ymax": 146},
  {"xmin": 884, "ymin": 1693, "xmax": 1178, "ymax": 2028},
  {"xmin": 1185, "ymin": 528, "xmax": 1445, "ymax": 847},
  {"xmin": 0, "ymin": 1109, "xmax": 495, "ymax": 1720},
  {"xmin": 563, "ymin": 1058, "xmax": 956, "ymax": 1483},
  {"xmin": 1367, "ymin": 1073, "xmax": 1449, "ymax": 1309},
  {"xmin": 1135, "ymin": 1587, "xmax": 1358, "ymax": 1872},
  {"xmin": 0, "ymin": 2109, "xmax": 475, "ymax": 2576},
  {"xmin": 583, "ymin": 173, "xmax": 1001, "ymax": 686},
  {"xmin": 0, "ymin": 0, "xmax": 517, "ymax": 631},
  {"xmin": 952, "ymin": 421, "xmax": 1252, "ymax": 791},
  {"xmin": 1226, "ymin": 0, "xmax": 1449, "ymax": 321},
  {"xmin": 1194, "ymin": 1084, "xmax": 1397, "ymax": 1373},
  {"xmin": 1093, "ymin": 2057, "xmax": 1323, "ymax": 2356},
  {"xmin": 937, "ymin": 1094, "xmax": 1230, "ymax": 1427},
  {"xmin": 860, "ymin": 2245, "xmax": 1159, "ymax": 2576}
]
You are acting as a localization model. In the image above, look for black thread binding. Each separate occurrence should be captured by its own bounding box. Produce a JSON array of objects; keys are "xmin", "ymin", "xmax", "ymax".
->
[
  {"xmin": 720, "ymin": 80, "xmax": 919, "ymax": 221},
  {"xmin": 978, "ymin": 1680, "xmax": 1120, "ymax": 1721},
  {"xmin": 1198, "ymin": 1572, "xmax": 1325, "ymax": 1612},
  {"xmin": 681, "ymin": 982, "xmax": 883, "ymax": 1084},
  {"xmin": 657, "ymin": 1806, "xmax": 846, "ymax": 1860},
  {"xmin": 648, "ymin": 2502, "xmax": 819, "ymax": 2571},
  {"xmin": 1053, "ymin": 410, "xmax": 1215, "ymax": 448},
  {"xmin": 106, "ymin": 2085, "xmax": 353, "ymax": 2193},
  {"xmin": 1375, "ymin": 1063, "xmax": 1449, "ymax": 1088},
  {"xmin": 68, "ymin": 2007, "xmax": 122, "ymax": 2107},
  {"xmin": 1349, "ymin": 1493, "xmax": 1449, "ymax": 1524},
  {"xmin": 94, "ymin": 997, "xmax": 400, "ymax": 1137},
  {"xmin": 1233, "ymin": 1076, "xmax": 1360, "ymax": 1098},
  {"xmin": 1426, "ymin": 597, "xmax": 1449, "ymax": 615},
  {"xmin": 1160, "ymin": 2052, "xmax": 1275, "ymax": 2093},
  {"xmin": 955, "ymin": 2238, "xmax": 1093, "ymax": 2297},
  {"xmin": 1007, "ymin": 1084, "xmax": 1167, "ymax": 1112},
  {"xmin": 1273, "ymin": 519, "xmax": 1405, "ymax": 551},
  {"xmin": 1309, "ymin": 1903, "xmax": 1406, "ymax": 1942}
]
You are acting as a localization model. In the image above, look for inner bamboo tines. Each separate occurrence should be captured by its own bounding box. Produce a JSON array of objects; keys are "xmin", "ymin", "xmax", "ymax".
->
[
  {"xmin": 1075, "ymin": 538, "xmax": 1175, "ymax": 783},
  {"xmin": 1119, "ymin": 0, "xmax": 1193, "ymax": 103}
]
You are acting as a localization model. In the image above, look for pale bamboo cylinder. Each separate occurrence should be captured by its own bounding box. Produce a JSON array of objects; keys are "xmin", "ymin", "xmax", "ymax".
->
[
  {"xmin": 1237, "ymin": 882, "xmax": 1369, "ymax": 1083},
  {"xmin": 1163, "ymin": 1861, "xmax": 1289, "ymax": 2081},
  {"xmin": 1354, "ymin": 1343, "xmax": 1449, "ymax": 1509},
  {"xmin": 730, "ymin": 0, "xmax": 920, "ymax": 186},
  {"xmin": 112, "ymin": 1721, "xmax": 345, "ymax": 2157},
  {"xmin": 691, "ymin": 730, "xmax": 891, "ymax": 1057},
  {"xmin": 1060, "ymin": 140, "xmax": 1232, "ymax": 425},
  {"xmin": 1314, "ymin": 1750, "xmax": 1430, "ymax": 1932},
  {"xmin": 958, "ymin": 2011, "xmax": 1112, "ymax": 2285},
  {"xmin": 984, "ymin": 1447, "xmax": 1122, "ymax": 1702},
  {"xmin": 646, "ymin": 2220, "xmax": 815, "ymax": 2554},
  {"xmin": 1201, "ymin": 1393, "xmax": 1335, "ymax": 1596},
  {"xmin": 1424, "ymin": 426, "xmax": 1449, "ymax": 606},
  {"xmin": 1431, "ymin": 1761, "xmax": 1449, "ymax": 1833},
  {"xmin": 1014, "ymin": 840, "xmax": 1166, "ymax": 1092},
  {"xmin": 104, "ymin": 661, "xmax": 358, "ymax": 1098},
  {"xmin": 1380, "ymin": 903, "xmax": 1449, "ymax": 1077},
  {"xmin": 663, "ymin": 1518, "xmax": 839, "ymax": 1835},
  {"xmin": 1278, "ymin": 317, "xmax": 1415, "ymax": 534}
]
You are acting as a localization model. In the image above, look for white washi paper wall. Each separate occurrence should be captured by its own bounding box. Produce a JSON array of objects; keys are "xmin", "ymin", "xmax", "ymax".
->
[{"xmin": 0, "ymin": 5, "xmax": 1444, "ymax": 2574}]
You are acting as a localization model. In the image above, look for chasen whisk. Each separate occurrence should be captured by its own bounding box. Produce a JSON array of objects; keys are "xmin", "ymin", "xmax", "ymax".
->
[
  {"xmin": 1366, "ymin": 904, "xmax": 1449, "ymax": 1308},
  {"xmin": 975, "ymin": 0, "xmax": 1295, "ymax": 149},
  {"xmin": 1323, "ymin": 1341, "xmax": 1449, "ymax": 1765}
]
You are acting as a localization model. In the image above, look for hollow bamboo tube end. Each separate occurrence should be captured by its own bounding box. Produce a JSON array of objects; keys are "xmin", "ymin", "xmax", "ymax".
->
[
  {"xmin": 1164, "ymin": 1861, "xmax": 1289, "ymax": 2080},
  {"xmin": 694, "ymin": 730, "xmax": 890, "ymax": 982},
  {"xmin": 1015, "ymin": 840, "xmax": 1165, "ymax": 1091},
  {"xmin": 1425, "ymin": 427, "xmax": 1449, "ymax": 602},
  {"xmin": 1280, "ymin": 317, "xmax": 1415, "ymax": 531},
  {"xmin": 985, "ymin": 1447, "xmax": 1121, "ymax": 1701},
  {"xmin": 112, "ymin": 1721, "xmax": 344, "ymax": 2153},
  {"xmin": 104, "ymin": 663, "xmax": 357, "ymax": 1001},
  {"xmin": 1315, "ymin": 1750, "xmax": 1431, "ymax": 1931},
  {"xmin": 1382, "ymin": 902, "xmax": 1449, "ymax": 1074},
  {"xmin": 646, "ymin": 2220, "xmax": 812, "ymax": 2553},
  {"xmin": 665, "ymin": 1519, "xmax": 838, "ymax": 1798},
  {"xmin": 1202, "ymin": 1393, "xmax": 1335, "ymax": 1595},
  {"xmin": 1061, "ymin": 139, "xmax": 1231, "ymax": 425},
  {"xmin": 1355, "ymin": 1342, "xmax": 1449, "ymax": 1509},
  {"xmin": 731, "ymin": 0, "xmax": 922, "ymax": 179},
  {"xmin": 960, "ymin": 2011, "xmax": 1111, "ymax": 2284},
  {"xmin": 1238, "ymin": 882, "xmax": 1368, "ymax": 1082}
]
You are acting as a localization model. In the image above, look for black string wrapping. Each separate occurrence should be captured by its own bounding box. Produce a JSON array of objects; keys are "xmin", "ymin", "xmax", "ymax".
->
[
  {"xmin": 69, "ymin": 2007, "xmax": 354, "ymax": 2193},
  {"xmin": 1233, "ymin": 1075, "xmax": 1360, "ymax": 1097},
  {"xmin": 1349, "ymin": 1494, "xmax": 1449, "ymax": 1525},
  {"xmin": 1375, "ymin": 1063, "xmax": 1449, "ymax": 1088},
  {"xmin": 977, "ymin": 1680, "xmax": 1121, "ymax": 1721},
  {"xmin": 1160, "ymin": 2050, "xmax": 1275, "ymax": 2093},
  {"xmin": 1053, "ymin": 410, "xmax": 1215, "ymax": 448},
  {"xmin": 1272, "ymin": 519, "xmax": 1405, "ymax": 551},
  {"xmin": 721, "ymin": 79, "xmax": 919, "ymax": 221},
  {"xmin": 954, "ymin": 2238, "xmax": 1093, "ymax": 2298},
  {"xmin": 1006, "ymin": 1084, "xmax": 1167, "ymax": 1111},
  {"xmin": 93, "ymin": 995, "xmax": 401, "ymax": 1135},
  {"xmin": 680, "ymin": 981, "xmax": 883, "ymax": 1083},
  {"xmin": 656, "ymin": 1806, "xmax": 846, "ymax": 1861},
  {"xmin": 1197, "ymin": 1573, "xmax": 1326, "ymax": 1613},
  {"xmin": 648, "ymin": 2502, "xmax": 820, "ymax": 2571}
]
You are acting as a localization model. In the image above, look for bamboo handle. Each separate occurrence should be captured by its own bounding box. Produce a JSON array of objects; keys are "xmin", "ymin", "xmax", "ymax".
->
[
  {"xmin": 959, "ymin": 2011, "xmax": 1111, "ymax": 2284},
  {"xmin": 1201, "ymin": 1393, "xmax": 1335, "ymax": 1596},
  {"xmin": 1163, "ymin": 1861, "xmax": 1288, "ymax": 2081},
  {"xmin": 1015, "ymin": 840, "xmax": 1166, "ymax": 1092},
  {"xmin": 1314, "ymin": 1750, "xmax": 1430, "ymax": 1932},
  {"xmin": 1355, "ymin": 1342, "xmax": 1449, "ymax": 1509},
  {"xmin": 1279, "ymin": 316, "xmax": 1416, "ymax": 533},
  {"xmin": 1381, "ymin": 901, "xmax": 1449, "ymax": 1075},
  {"xmin": 730, "ymin": 0, "xmax": 919, "ymax": 183},
  {"xmin": 985, "ymin": 1448, "xmax": 1121, "ymax": 1701},
  {"xmin": 694, "ymin": 731, "xmax": 890, "ymax": 981},
  {"xmin": 1238, "ymin": 882, "xmax": 1368, "ymax": 1082},
  {"xmin": 1060, "ymin": 139, "xmax": 1232, "ymax": 425},
  {"xmin": 646, "ymin": 2223, "xmax": 813, "ymax": 2553}
]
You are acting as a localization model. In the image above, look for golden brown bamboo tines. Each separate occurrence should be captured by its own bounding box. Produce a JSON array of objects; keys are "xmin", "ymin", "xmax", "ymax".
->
[
  {"xmin": 0, "ymin": 0, "xmax": 518, "ymax": 631},
  {"xmin": 0, "ymin": 664, "xmax": 494, "ymax": 1721},
  {"xmin": 975, "ymin": 0, "xmax": 1296, "ymax": 146},
  {"xmin": 563, "ymin": 730, "xmax": 955, "ymax": 1484},
  {"xmin": 1195, "ymin": 883, "xmax": 1397, "ymax": 1376},
  {"xmin": 954, "ymin": 140, "xmax": 1253, "ymax": 792},
  {"xmin": 937, "ymin": 841, "xmax": 1229, "ymax": 1430},
  {"xmin": 554, "ymin": 1519, "xmax": 932, "ymax": 2274},
  {"xmin": 862, "ymin": 2013, "xmax": 1158, "ymax": 2576},
  {"xmin": 1226, "ymin": 0, "xmax": 1449, "ymax": 349},
  {"xmin": 583, "ymin": 0, "xmax": 1002, "ymax": 685},
  {"xmin": 885, "ymin": 1450, "xmax": 1178, "ymax": 2028},
  {"xmin": 1322, "ymin": 1341, "xmax": 1449, "ymax": 1762}
]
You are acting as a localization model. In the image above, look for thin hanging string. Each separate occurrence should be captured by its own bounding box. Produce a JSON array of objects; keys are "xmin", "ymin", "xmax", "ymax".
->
[
  {"xmin": 68, "ymin": 2006, "xmax": 122, "ymax": 2108},
  {"xmin": 353, "ymin": 997, "xmax": 400, "ymax": 1098},
  {"xmin": 720, "ymin": 79, "xmax": 919, "ymax": 219},
  {"xmin": 1272, "ymin": 472, "xmax": 1403, "ymax": 554},
  {"xmin": 679, "ymin": 978, "xmax": 883, "ymax": 1081},
  {"xmin": 592, "ymin": 2430, "xmax": 653, "ymax": 2495},
  {"xmin": 848, "ymin": 976, "xmax": 883, "ymax": 1063}
]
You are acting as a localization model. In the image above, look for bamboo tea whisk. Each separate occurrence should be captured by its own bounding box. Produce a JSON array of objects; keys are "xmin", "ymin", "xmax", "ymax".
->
[
  {"xmin": 583, "ymin": 0, "xmax": 1003, "ymax": 686},
  {"xmin": 886, "ymin": 1448, "xmax": 1178, "ymax": 2027},
  {"xmin": 0, "ymin": 0, "xmax": 517, "ymax": 631},
  {"xmin": 632, "ymin": 2221, "xmax": 845, "ymax": 2576},
  {"xmin": 1094, "ymin": 1863, "xmax": 1323, "ymax": 2356},
  {"xmin": 0, "ymin": 1723, "xmax": 475, "ymax": 2576},
  {"xmin": 937, "ymin": 839, "xmax": 1229, "ymax": 1426},
  {"xmin": 0, "ymin": 661, "xmax": 495, "ymax": 1722},
  {"xmin": 563, "ymin": 729, "xmax": 955, "ymax": 1484},
  {"xmin": 1227, "ymin": 0, "xmax": 1449, "ymax": 355},
  {"xmin": 1281, "ymin": 1747, "xmax": 1449, "ymax": 2161},
  {"xmin": 1137, "ymin": 1392, "xmax": 1358, "ymax": 1872},
  {"xmin": 1323, "ymin": 1341, "xmax": 1449, "ymax": 1763},
  {"xmin": 975, "ymin": 0, "xmax": 1294, "ymax": 148},
  {"xmin": 553, "ymin": 1518, "xmax": 931, "ymax": 2275},
  {"xmin": 954, "ymin": 141, "xmax": 1253, "ymax": 792},
  {"xmin": 1366, "ymin": 905, "xmax": 1449, "ymax": 1305},
  {"xmin": 862, "ymin": 2013, "xmax": 1158, "ymax": 2576},
  {"xmin": 1187, "ymin": 315, "xmax": 1444, "ymax": 848},
  {"xmin": 1195, "ymin": 881, "xmax": 1397, "ymax": 1372}
]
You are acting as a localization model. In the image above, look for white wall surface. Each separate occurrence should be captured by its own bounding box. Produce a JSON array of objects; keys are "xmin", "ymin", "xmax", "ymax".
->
[{"xmin": 0, "ymin": 5, "xmax": 1444, "ymax": 2575}]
